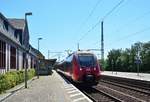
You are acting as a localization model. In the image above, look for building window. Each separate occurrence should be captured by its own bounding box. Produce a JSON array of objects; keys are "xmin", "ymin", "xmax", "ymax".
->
[
  {"xmin": 10, "ymin": 46, "xmax": 16, "ymax": 69},
  {"xmin": 14, "ymin": 30, "xmax": 18, "ymax": 38},
  {"xmin": 0, "ymin": 40, "xmax": 6, "ymax": 69},
  {"xmin": 3, "ymin": 20, "xmax": 8, "ymax": 31}
]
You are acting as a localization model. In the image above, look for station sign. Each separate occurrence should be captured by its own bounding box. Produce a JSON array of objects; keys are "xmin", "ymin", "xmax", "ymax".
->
[{"xmin": 135, "ymin": 59, "xmax": 142, "ymax": 64}]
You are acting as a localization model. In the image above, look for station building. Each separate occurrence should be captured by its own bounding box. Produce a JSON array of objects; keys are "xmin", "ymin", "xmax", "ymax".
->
[{"xmin": 0, "ymin": 12, "xmax": 43, "ymax": 74}]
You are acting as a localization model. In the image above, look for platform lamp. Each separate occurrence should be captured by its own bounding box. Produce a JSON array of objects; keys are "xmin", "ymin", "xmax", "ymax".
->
[
  {"xmin": 37, "ymin": 37, "xmax": 42, "ymax": 79},
  {"xmin": 25, "ymin": 12, "xmax": 32, "ymax": 88}
]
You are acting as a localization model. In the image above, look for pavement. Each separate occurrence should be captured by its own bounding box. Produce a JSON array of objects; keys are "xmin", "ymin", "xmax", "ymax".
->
[
  {"xmin": 0, "ymin": 70, "xmax": 92, "ymax": 102},
  {"xmin": 0, "ymin": 77, "xmax": 36, "ymax": 102},
  {"xmin": 101, "ymin": 71, "xmax": 150, "ymax": 81}
]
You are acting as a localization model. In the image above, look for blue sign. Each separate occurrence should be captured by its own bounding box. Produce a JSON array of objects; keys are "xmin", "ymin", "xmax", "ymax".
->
[{"xmin": 135, "ymin": 59, "xmax": 142, "ymax": 64}]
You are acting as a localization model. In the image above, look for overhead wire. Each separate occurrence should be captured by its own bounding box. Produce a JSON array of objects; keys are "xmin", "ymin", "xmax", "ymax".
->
[
  {"xmin": 77, "ymin": 0, "xmax": 103, "ymax": 32},
  {"xmin": 118, "ymin": 27, "xmax": 150, "ymax": 41},
  {"xmin": 77, "ymin": 0, "xmax": 102, "ymax": 42},
  {"xmin": 91, "ymin": 1, "xmax": 150, "ymax": 46},
  {"xmin": 107, "ymin": 26, "xmax": 150, "ymax": 47},
  {"xmin": 102, "ymin": 0, "xmax": 125, "ymax": 20},
  {"xmin": 75, "ymin": 0, "xmax": 150, "ymax": 58},
  {"xmin": 104, "ymin": 4, "xmax": 150, "ymax": 47},
  {"xmin": 78, "ymin": 21, "xmax": 100, "ymax": 42},
  {"xmin": 78, "ymin": 0, "xmax": 125, "ymax": 42},
  {"xmin": 113, "ymin": 10, "xmax": 150, "ymax": 34},
  {"xmin": 70, "ymin": 0, "xmax": 102, "ymax": 50}
]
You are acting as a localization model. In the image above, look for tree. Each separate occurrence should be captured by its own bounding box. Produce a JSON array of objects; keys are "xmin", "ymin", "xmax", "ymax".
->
[
  {"xmin": 106, "ymin": 49, "xmax": 122, "ymax": 71},
  {"xmin": 105, "ymin": 41, "xmax": 150, "ymax": 73},
  {"xmin": 141, "ymin": 41, "xmax": 150, "ymax": 72}
]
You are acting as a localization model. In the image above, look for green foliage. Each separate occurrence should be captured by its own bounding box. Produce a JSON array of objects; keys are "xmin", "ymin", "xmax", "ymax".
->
[
  {"xmin": 27, "ymin": 69, "xmax": 35, "ymax": 80},
  {"xmin": 0, "ymin": 69, "xmax": 35, "ymax": 94},
  {"xmin": 16, "ymin": 70, "xmax": 25, "ymax": 84},
  {"xmin": 105, "ymin": 41, "xmax": 150, "ymax": 73},
  {"xmin": 0, "ymin": 74, "xmax": 8, "ymax": 93}
]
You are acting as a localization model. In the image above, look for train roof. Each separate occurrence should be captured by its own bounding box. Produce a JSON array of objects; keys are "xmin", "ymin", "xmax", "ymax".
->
[
  {"xmin": 75, "ymin": 50, "xmax": 94, "ymax": 55},
  {"xmin": 64, "ymin": 50, "xmax": 95, "ymax": 60}
]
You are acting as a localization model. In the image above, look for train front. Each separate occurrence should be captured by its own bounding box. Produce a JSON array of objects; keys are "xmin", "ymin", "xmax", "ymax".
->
[{"xmin": 73, "ymin": 52, "xmax": 101, "ymax": 85}]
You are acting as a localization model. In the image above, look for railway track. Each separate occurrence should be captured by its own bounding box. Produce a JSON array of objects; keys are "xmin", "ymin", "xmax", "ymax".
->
[
  {"xmin": 80, "ymin": 87, "xmax": 122, "ymax": 102},
  {"xmin": 59, "ymin": 72, "xmax": 122, "ymax": 102},
  {"xmin": 59, "ymin": 72, "xmax": 150, "ymax": 102},
  {"xmin": 79, "ymin": 78, "xmax": 150, "ymax": 102},
  {"xmin": 96, "ymin": 81, "xmax": 150, "ymax": 102},
  {"xmin": 101, "ymin": 75, "xmax": 150, "ymax": 90},
  {"xmin": 100, "ymin": 80, "xmax": 150, "ymax": 95}
]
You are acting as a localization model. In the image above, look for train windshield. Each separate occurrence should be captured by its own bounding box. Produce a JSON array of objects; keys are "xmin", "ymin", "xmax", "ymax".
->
[{"xmin": 78, "ymin": 55, "xmax": 95, "ymax": 67}]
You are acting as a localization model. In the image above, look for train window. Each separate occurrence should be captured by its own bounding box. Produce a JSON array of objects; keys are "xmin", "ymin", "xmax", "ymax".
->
[
  {"xmin": 66, "ymin": 54, "xmax": 73, "ymax": 63},
  {"xmin": 78, "ymin": 55, "xmax": 96, "ymax": 67}
]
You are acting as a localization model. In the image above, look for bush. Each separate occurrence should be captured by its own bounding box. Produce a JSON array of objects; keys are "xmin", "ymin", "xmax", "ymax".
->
[
  {"xmin": 0, "ymin": 74, "xmax": 8, "ymax": 93},
  {"xmin": 0, "ymin": 69, "xmax": 35, "ymax": 94},
  {"xmin": 27, "ymin": 69, "xmax": 35, "ymax": 80},
  {"xmin": 5, "ymin": 71, "xmax": 19, "ymax": 88},
  {"xmin": 16, "ymin": 70, "xmax": 24, "ymax": 84}
]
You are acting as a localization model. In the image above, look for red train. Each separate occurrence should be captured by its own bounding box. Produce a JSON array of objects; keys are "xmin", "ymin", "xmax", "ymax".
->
[{"xmin": 57, "ymin": 50, "xmax": 101, "ymax": 85}]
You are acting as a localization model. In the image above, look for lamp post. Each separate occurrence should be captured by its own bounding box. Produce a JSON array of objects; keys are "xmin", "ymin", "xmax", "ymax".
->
[
  {"xmin": 25, "ymin": 12, "xmax": 32, "ymax": 88},
  {"xmin": 37, "ymin": 37, "xmax": 42, "ymax": 79}
]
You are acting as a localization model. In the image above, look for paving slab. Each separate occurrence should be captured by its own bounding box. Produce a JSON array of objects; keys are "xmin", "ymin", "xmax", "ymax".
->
[
  {"xmin": 1, "ymin": 70, "xmax": 92, "ymax": 102},
  {"xmin": 101, "ymin": 71, "xmax": 150, "ymax": 81},
  {"xmin": 1, "ymin": 71, "xmax": 71, "ymax": 102}
]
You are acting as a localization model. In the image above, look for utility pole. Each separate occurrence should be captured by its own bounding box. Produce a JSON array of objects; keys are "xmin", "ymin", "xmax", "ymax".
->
[
  {"xmin": 101, "ymin": 21, "xmax": 104, "ymax": 69},
  {"xmin": 58, "ymin": 54, "xmax": 60, "ymax": 62},
  {"xmin": 77, "ymin": 43, "xmax": 80, "ymax": 51},
  {"xmin": 48, "ymin": 50, "xmax": 50, "ymax": 59}
]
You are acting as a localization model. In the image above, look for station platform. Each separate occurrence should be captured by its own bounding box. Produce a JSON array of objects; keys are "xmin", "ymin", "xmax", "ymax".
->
[
  {"xmin": 1, "ymin": 70, "xmax": 92, "ymax": 102},
  {"xmin": 101, "ymin": 71, "xmax": 150, "ymax": 81}
]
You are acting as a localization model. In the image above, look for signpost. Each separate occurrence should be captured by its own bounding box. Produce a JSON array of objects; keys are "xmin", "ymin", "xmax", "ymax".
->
[{"xmin": 135, "ymin": 56, "xmax": 142, "ymax": 76}]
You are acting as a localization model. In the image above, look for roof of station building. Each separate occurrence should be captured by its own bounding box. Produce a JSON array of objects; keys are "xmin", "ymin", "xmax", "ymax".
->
[{"xmin": 8, "ymin": 19, "xmax": 25, "ymax": 30}]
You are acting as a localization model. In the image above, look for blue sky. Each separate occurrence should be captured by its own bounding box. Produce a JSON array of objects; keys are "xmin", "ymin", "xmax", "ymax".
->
[{"xmin": 1, "ymin": 0, "xmax": 150, "ymax": 60}]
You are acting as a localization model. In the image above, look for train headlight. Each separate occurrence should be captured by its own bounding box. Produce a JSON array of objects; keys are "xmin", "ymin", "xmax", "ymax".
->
[
  {"xmin": 80, "ymin": 68, "xmax": 82, "ymax": 71},
  {"xmin": 94, "ymin": 68, "xmax": 96, "ymax": 71}
]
